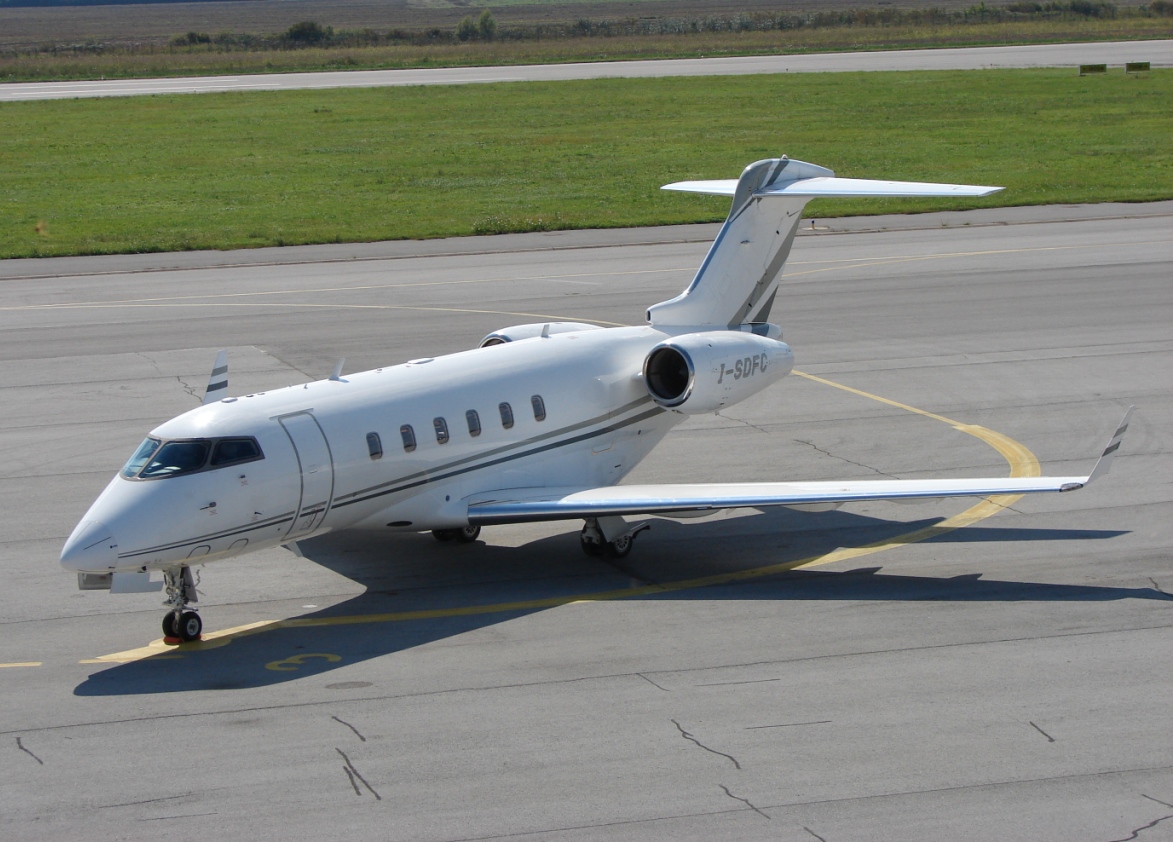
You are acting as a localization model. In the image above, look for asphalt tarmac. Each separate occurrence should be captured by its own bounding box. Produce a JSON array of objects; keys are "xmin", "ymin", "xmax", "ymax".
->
[
  {"xmin": 0, "ymin": 204, "xmax": 1170, "ymax": 840},
  {"xmin": 2, "ymin": 39, "xmax": 1170, "ymax": 101}
]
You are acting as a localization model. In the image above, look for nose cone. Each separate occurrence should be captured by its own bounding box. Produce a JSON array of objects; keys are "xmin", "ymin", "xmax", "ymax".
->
[{"xmin": 60, "ymin": 520, "xmax": 118, "ymax": 571}]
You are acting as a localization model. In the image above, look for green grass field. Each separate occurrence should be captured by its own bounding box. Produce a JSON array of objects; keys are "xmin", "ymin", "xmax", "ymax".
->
[{"xmin": 2, "ymin": 68, "xmax": 1170, "ymax": 259}]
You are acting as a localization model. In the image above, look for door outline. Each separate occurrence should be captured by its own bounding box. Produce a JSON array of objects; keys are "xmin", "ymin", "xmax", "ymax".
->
[{"xmin": 278, "ymin": 412, "xmax": 335, "ymax": 540}]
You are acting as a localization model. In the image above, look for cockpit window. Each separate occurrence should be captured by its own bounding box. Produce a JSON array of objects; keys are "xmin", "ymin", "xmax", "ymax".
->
[
  {"xmin": 123, "ymin": 436, "xmax": 264, "ymax": 480},
  {"xmin": 140, "ymin": 440, "xmax": 211, "ymax": 478},
  {"xmin": 210, "ymin": 437, "xmax": 262, "ymax": 466},
  {"xmin": 121, "ymin": 438, "xmax": 161, "ymax": 478}
]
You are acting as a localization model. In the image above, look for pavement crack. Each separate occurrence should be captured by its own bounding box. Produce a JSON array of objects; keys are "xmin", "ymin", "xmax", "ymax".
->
[
  {"xmin": 1148, "ymin": 578, "xmax": 1171, "ymax": 598},
  {"xmin": 1029, "ymin": 721, "xmax": 1056, "ymax": 742},
  {"xmin": 16, "ymin": 736, "xmax": 43, "ymax": 765},
  {"xmin": 176, "ymin": 375, "xmax": 202, "ymax": 403},
  {"xmin": 719, "ymin": 784, "xmax": 769, "ymax": 819},
  {"xmin": 1106, "ymin": 813, "xmax": 1173, "ymax": 842},
  {"xmin": 1142, "ymin": 794, "xmax": 1173, "ymax": 809},
  {"xmin": 716, "ymin": 411, "xmax": 771, "ymax": 435},
  {"xmin": 636, "ymin": 673, "xmax": 669, "ymax": 691},
  {"xmin": 336, "ymin": 747, "xmax": 381, "ymax": 800},
  {"xmin": 343, "ymin": 766, "xmax": 362, "ymax": 796},
  {"xmin": 803, "ymin": 826, "xmax": 829, "ymax": 842},
  {"xmin": 331, "ymin": 715, "xmax": 367, "ymax": 742},
  {"xmin": 793, "ymin": 438, "xmax": 895, "ymax": 478},
  {"xmin": 671, "ymin": 719, "xmax": 741, "ymax": 770}
]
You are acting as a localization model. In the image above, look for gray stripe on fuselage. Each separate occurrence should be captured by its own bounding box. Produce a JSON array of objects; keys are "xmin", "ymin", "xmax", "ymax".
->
[
  {"xmin": 116, "ymin": 511, "xmax": 296, "ymax": 560},
  {"xmin": 334, "ymin": 405, "xmax": 667, "ymax": 510}
]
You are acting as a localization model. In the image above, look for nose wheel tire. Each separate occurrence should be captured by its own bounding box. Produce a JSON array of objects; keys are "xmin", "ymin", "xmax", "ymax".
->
[
  {"xmin": 163, "ymin": 609, "xmax": 202, "ymax": 641},
  {"xmin": 177, "ymin": 611, "xmax": 202, "ymax": 641}
]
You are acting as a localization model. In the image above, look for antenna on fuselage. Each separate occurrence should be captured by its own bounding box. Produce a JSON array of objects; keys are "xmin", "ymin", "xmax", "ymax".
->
[
  {"xmin": 203, "ymin": 349, "xmax": 228, "ymax": 404},
  {"xmin": 329, "ymin": 358, "xmax": 346, "ymax": 381}
]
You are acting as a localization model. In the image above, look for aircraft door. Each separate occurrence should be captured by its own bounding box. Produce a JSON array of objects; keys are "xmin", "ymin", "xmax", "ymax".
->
[{"xmin": 279, "ymin": 412, "xmax": 335, "ymax": 539}]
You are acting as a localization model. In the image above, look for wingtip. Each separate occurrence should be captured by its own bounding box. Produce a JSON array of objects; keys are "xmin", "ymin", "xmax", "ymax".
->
[{"xmin": 1086, "ymin": 405, "xmax": 1136, "ymax": 485}]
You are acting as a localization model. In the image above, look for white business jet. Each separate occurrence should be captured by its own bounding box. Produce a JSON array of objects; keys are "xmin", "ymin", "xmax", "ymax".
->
[{"xmin": 61, "ymin": 157, "xmax": 1132, "ymax": 642}]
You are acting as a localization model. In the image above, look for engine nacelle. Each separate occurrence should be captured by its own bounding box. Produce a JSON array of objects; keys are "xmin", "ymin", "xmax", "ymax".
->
[
  {"xmin": 480, "ymin": 322, "xmax": 602, "ymax": 348},
  {"xmin": 643, "ymin": 331, "xmax": 793, "ymax": 414}
]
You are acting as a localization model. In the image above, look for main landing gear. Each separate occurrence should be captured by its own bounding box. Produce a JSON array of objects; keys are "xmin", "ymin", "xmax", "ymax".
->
[
  {"xmin": 432, "ymin": 525, "xmax": 481, "ymax": 543},
  {"xmin": 161, "ymin": 566, "xmax": 201, "ymax": 642},
  {"xmin": 580, "ymin": 517, "xmax": 650, "ymax": 559}
]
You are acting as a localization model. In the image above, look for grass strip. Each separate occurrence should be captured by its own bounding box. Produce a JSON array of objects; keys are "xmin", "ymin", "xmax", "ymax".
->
[{"xmin": 1, "ymin": 68, "xmax": 1170, "ymax": 259}]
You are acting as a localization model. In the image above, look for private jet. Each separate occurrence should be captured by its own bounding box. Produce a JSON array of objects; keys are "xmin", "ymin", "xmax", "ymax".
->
[{"xmin": 61, "ymin": 156, "xmax": 1131, "ymax": 641}]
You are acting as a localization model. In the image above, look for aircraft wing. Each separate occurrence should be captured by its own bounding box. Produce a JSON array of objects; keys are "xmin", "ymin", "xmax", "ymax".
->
[{"xmin": 467, "ymin": 408, "xmax": 1132, "ymax": 525}]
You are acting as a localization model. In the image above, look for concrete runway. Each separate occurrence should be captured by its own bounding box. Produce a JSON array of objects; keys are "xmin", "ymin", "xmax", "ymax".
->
[
  {"xmin": 0, "ymin": 205, "xmax": 1170, "ymax": 840},
  {"xmin": 2, "ymin": 39, "xmax": 1170, "ymax": 101}
]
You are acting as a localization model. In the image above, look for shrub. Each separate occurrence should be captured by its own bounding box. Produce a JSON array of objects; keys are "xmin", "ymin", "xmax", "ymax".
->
[
  {"xmin": 170, "ymin": 31, "xmax": 212, "ymax": 47},
  {"xmin": 477, "ymin": 10, "xmax": 497, "ymax": 41},
  {"xmin": 456, "ymin": 16, "xmax": 478, "ymax": 42},
  {"xmin": 285, "ymin": 21, "xmax": 331, "ymax": 46}
]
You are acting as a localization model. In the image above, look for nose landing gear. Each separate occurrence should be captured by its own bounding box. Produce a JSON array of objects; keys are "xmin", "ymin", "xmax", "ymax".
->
[{"xmin": 161, "ymin": 566, "xmax": 201, "ymax": 642}]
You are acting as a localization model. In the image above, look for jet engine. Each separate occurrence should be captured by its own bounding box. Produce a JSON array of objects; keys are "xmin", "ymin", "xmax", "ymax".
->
[
  {"xmin": 479, "ymin": 322, "xmax": 602, "ymax": 347},
  {"xmin": 643, "ymin": 331, "xmax": 793, "ymax": 414}
]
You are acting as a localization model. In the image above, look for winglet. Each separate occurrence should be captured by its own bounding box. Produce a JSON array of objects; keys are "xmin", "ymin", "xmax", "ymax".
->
[
  {"xmin": 1084, "ymin": 406, "xmax": 1135, "ymax": 485},
  {"xmin": 203, "ymin": 349, "xmax": 228, "ymax": 405}
]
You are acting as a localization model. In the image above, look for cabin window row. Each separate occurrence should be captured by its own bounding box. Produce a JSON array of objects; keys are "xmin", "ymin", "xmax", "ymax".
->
[{"xmin": 369, "ymin": 396, "xmax": 547, "ymax": 458}]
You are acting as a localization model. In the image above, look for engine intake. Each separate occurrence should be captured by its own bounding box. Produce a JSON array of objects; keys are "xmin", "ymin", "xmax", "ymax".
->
[{"xmin": 643, "ymin": 331, "xmax": 793, "ymax": 414}]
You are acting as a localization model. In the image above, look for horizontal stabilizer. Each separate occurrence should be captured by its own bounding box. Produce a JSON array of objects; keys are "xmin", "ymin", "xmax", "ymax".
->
[{"xmin": 662, "ymin": 176, "xmax": 1002, "ymax": 198}]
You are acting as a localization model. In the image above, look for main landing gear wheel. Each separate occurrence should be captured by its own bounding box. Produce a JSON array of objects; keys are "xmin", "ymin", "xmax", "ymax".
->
[
  {"xmin": 606, "ymin": 534, "xmax": 633, "ymax": 559},
  {"xmin": 581, "ymin": 519, "xmax": 649, "ymax": 559},
  {"xmin": 432, "ymin": 526, "xmax": 481, "ymax": 543},
  {"xmin": 579, "ymin": 526, "xmax": 605, "ymax": 558},
  {"xmin": 162, "ymin": 611, "xmax": 178, "ymax": 638}
]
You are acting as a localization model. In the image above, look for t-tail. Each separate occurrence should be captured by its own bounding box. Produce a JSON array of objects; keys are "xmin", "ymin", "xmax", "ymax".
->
[{"xmin": 647, "ymin": 156, "xmax": 1002, "ymax": 328}]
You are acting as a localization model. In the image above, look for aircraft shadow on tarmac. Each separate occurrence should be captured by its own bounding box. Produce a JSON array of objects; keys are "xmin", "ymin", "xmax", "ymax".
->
[{"xmin": 74, "ymin": 508, "xmax": 1158, "ymax": 697}]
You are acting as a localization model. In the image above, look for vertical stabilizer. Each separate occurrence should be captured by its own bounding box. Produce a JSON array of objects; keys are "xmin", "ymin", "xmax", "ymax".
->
[
  {"xmin": 648, "ymin": 157, "xmax": 831, "ymax": 328},
  {"xmin": 203, "ymin": 349, "xmax": 228, "ymax": 404},
  {"xmin": 649, "ymin": 157, "xmax": 1001, "ymax": 329}
]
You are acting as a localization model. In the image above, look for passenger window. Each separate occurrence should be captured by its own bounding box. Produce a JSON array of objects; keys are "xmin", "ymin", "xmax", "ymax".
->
[
  {"xmin": 531, "ymin": 394, "xmax": 546, "ymax": 422},
  {"xmin": 434, "ymin": 417, "xmax": 449, "ymax": 444},
  {"xmin": 140, "ymin": 440, "xmax": 211, "ymax": 478},
  {"xmin": 366, "ymin": 432, "xmax": 383, "ymax": 461},
  {"xmin": 499, "ymin": 402, "xmax": 514, "ymax": 430},
  {"xmin": 466, "ymin": 409, "xmax": 481, "ymax": 437},
  {"xmin": 210, "ymin": 437, "xmax": 261, "ymax": 467},
  {"xmin": 400, "ymin": 425, "xmax": 416, "ymax": 453}
]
